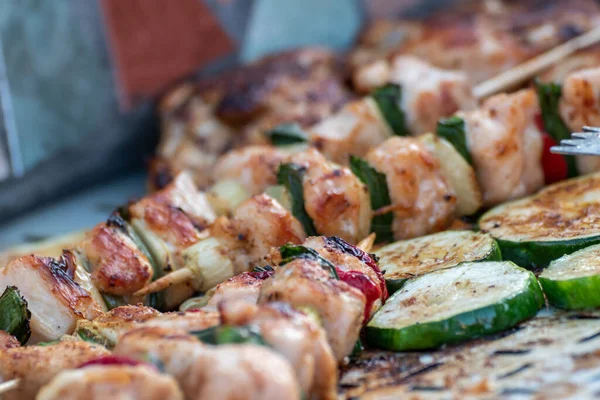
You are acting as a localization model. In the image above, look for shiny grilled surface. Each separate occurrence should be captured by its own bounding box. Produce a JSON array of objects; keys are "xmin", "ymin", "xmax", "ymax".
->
[{"xmin": 339, "ymin": 309, "xmax": 600, "ymax": 399}]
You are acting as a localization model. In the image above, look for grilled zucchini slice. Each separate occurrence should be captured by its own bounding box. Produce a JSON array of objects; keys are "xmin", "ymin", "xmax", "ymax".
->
[
  {"xmin": 366, "ymin": 261, "xmax": 543, "ymax": 351},
  {"xmin": 376, "ymin": 230, "xmax": 501, "ymax": 293},
  {"xmin": 479, "ymin": 173, "xmax": 600, "ymax": 268},
  {"xmin": 539, "ymin": 244, "xmax": 600, "ymax": 310}
]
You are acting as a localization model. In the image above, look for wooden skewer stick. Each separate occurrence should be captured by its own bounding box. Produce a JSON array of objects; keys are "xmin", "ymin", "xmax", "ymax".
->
[
  {"xmin": 473, "ymin": 26, "xmax": 600, "ymax": 100},
  {"xmin": 0, "ymin": 379, "xmax": 20, "ymax": 395},
  {"xmin": 357, "ymin": 233, "xmax": 376, "ymax": 253},
  {"xmin": 133, "ymin": 268, "xmax": 195, "ymax": 297}
]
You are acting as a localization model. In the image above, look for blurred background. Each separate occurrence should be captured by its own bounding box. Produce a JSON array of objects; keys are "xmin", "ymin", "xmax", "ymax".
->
[{"xmin": 0, "ymin": 0, "xmax": 438, "ymax": 250}]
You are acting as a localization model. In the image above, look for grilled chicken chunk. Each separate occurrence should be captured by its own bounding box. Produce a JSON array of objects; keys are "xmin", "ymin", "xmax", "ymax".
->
[
  {"xmin": 128, "ymin": 173, "xmax": 215, "ymax": 305},
  {"xmin": 156, "ymin": 48, "xmax": 351, "ymax": 189},
  {"xmin": 0, "ymin": 340, "xmax": 109, "ymax": 400},
  {"xmin": 351, "ymin": 0, "xmax": 600, "ymax": 84},
  {"xmin": 366, "ymin": 137, "xmax": 456, "ymax": 240},
  {"xmin": 354, "ymin": 56, "xmax": 476, "ymax": 135},
  {"xmin": 0, "ymin": 255, "xmax": 104, "ymax": 343},
  {"xmin": 204, "ymin": 194, "xmax": 306, "ymax": 278},
  {"xmin": 157, "ymin": 94, "xmax": 236, "ymax": 189},
  {"xmin": 309, "ymin": 98, "xmax": 392, "ymax": 165},
  {"xmin": 460, "ymin": 89, "xmax": 544, "ymax": 205},
  {"xmin": 75, "ymin": 305, "xmax": 219, "ymax": 347},
  {"xmin": 129, "ymin": 172, "xmax": 214, "ymax": 271},
  {"xmin": 36, "ymin": 364, "xmax": 184, "ymax": 400},
  {"xmin": 79, "ymin": 218, "xmax": 154, "ymax": 297},
  {"xmin": 259, "ymin": 257, "xmax": 365, "ymax": 361},
  {"xmin": 74, "ymin": 305, "xmax": 160, "ymax": 347},
  {"xmin": 304, "ymin": 236, "xmax": 386, "ymax": 318},
  {"xmin": 114, "ymin": 327, "xmax": 301, "ymax": 400},
  {"xmin": 212, "ymin": 146, "xmax": 289, "ymax": 196},
  {"xmin": 293, "ymin": 149, "xmax": 372, "ymax": 244},
  {"xmin": 220, "ymin": 301, "xmax": 338, "ymax": 400},
  {"xmin": 188, "ymin": 272, "xmax": 270, "ymax": 311}
]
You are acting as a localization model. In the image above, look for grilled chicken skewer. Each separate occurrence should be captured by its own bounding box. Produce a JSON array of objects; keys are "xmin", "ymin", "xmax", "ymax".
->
[
  {"xmin": 1, "ymin": 233, "xmax": 382, "ymax": 399},
  {"xmin": 3, "ymin": 62, "xmax": 594, "ymax": 338}
]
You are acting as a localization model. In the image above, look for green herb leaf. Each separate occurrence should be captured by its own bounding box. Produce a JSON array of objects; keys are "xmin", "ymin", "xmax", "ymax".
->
[
  {"xmin": 251, "ymin": 265, "xmax": 275, "ymax": 273},
  {"xmin": 277, "ymin": 163, "xmax": 318, "ymax": 236},
  {"xmin": 77, "ymin": 328, "xmax": 110, "ymax": 347},
  {"xmin": 0, "ymin": 286, "xmax": 31, "ymax": 345},
  {"xmin": 351, "ymin": 338, "xmax": 364, "ymax": 358},
  {"xmin": 350, "ymin": 156, "xmax": 394, "ymax": 243},
  {"xmin": 36, "ymin": 340, "xmax": 60, "ymax": 347},
  {"xmin": 109, "ymin": 214, "xmax": 166, "ymax": 311},
  {"xmin": 279, "ymin": 244, "xmax": 339, "ymax": 279},
  {"xmin": 535, "ymin": 80, "xmax": 578, "ymax": 177},
  {"xmin": 192, "ymin": 325, "xmax": 267, "ymax": 346},
  {"xmin": 101, "ymin": 293, "xmax": 127, "ymax": 311},
  {"xmin": 266, "ymin": 123, "xmax": 309, "ymax": 146},
  {"xmin": 371, "ymin": 84, "xmax": 409, "ymax": 136},
  {"xmin": 436, "ymin": 116, "xmax": 473, "ymax": 165}
]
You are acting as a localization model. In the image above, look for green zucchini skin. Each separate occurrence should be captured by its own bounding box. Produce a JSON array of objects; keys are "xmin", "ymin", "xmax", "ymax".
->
[
  {"xmin": 366, "ymin": 265, "xmax": 544, "ymax": 351},
  {"xmin": 479, "ymin": 173, "xmax": 600, "ymax": 269},
  {"xmin": 266, "ymin": 122, "xmax": 308, "ymax": 146},
  {"xmin": 435, "ymin": 116, "xmax": 472, "ymax": 165},
  {"xmin": 277, "ymin": 163, "xmax": 319, "ymax": 236},
  {"xmin": 349, "ymin": 155, "xmax": 394, "ymax": 243},
  {"xmin": 539, "ymin": 275, "xmax": 600, "ymax": 310},
  {"xmin": 370, "ymin": 84, "xmax": 409, "ymax": 136},
  {"xmin": 538, "ymin": 244, "xmax": 600, "ymax": 309},
  {"xmin": 384, "ymin": 278, "xmax": 408, "ymax": 295},
  {"xmin": 495, "ymin": 236, "xmax": 600, "ymax": 270}
]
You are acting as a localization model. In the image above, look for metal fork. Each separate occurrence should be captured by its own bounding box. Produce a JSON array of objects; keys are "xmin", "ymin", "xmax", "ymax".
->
[{"xmin": 550, "ymin": 126, "xmax": 600, "ymax": 157}]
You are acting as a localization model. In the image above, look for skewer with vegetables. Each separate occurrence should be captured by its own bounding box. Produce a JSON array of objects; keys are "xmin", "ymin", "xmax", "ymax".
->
[{"xmin": 0, "ymin": 233, "xmax": 385, "ymax": 399}]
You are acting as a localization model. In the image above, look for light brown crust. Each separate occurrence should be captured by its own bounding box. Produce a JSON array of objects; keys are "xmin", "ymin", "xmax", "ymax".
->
[
  {"xmin": 33, "ymin": 256, "xmax": 104, "ymax": 320},
  {"xmin": 132, "ymin": 199, "xmax": 202, "ymax": 248},
  {"xmin": 0, "ymin": 340, "xmax": 109, "ymax": 400},
  {"xmin": 80, "ymin": 223, "xmax": 153, "ymax": 296}
]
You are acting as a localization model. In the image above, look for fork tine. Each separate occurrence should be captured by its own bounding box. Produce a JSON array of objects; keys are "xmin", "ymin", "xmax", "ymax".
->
[
  {"xmin": 551, "ymin": 126, "xmax": 600, "ymax": 156},
  {"xmin": 583, "ymin": 126, "xmax": 600, "ymax": 133},
  {"xmin": 559, "ymin": 139, "xmax": 586, "ymax": 147},
  {"xmin": 571, "ymin": 132, "xmax": 599, "ymax": 139},
  {"xmin": 550, "ymin": 146, "xmax": 596, "ymax": 156}
]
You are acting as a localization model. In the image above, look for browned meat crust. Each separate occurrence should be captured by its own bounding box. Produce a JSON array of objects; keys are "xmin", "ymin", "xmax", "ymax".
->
[{"xmin": 155, "ymin": 47, "xmax": 353, "ymax": 188}]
